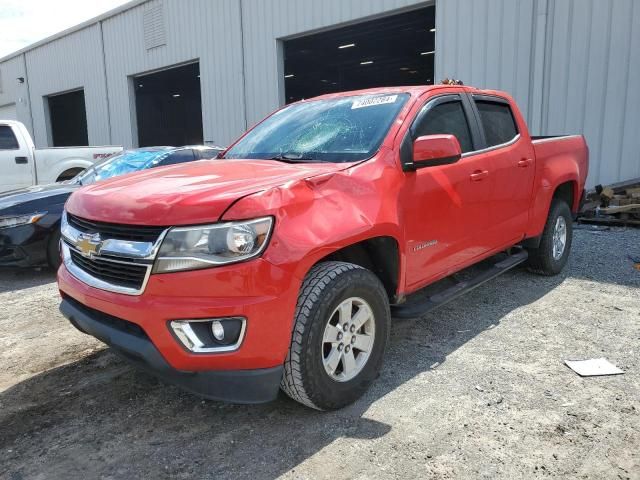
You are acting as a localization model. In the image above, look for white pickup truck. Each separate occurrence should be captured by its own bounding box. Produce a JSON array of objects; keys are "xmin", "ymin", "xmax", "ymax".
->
[{"xmin": 0, "ymin": 120, "xmax": 122, "ymax": 193}]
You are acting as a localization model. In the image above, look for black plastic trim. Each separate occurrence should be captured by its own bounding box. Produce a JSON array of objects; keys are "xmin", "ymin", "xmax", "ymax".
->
[
  {"xmin": 575, "ymin": 188, "xmax": 587, "ymax": 220},
  {"xmin": 59, "ymin": 296, "xmax": 283, "ymax": 404},
  {"xmin": 520, "ymin": 235, "xmax": 542, "ymax": 249},
  {"xmin": 392, "ymin": 248, "xmax": 529, "ymax": 319},
  {"xmin": 460, "ymin": 93, "xmax": 485, "ymax": 151},
  {"xmin": 399, "ymin": 132, "xmax": 414, "ymax": 172},
  {"xmin": 413, "ymin": 154, "xmax": 462, "ymax": 170}
]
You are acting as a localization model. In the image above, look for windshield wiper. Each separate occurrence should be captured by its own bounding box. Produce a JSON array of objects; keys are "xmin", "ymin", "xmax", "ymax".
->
[{"xmin": 268, "ymin": 153, "xmax": 320, "ymax": 163}]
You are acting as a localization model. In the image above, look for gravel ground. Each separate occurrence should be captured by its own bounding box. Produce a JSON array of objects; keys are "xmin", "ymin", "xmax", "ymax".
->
[{"xmin": 0, "ymin": 227, "xmax": 639, "ymax": 480}]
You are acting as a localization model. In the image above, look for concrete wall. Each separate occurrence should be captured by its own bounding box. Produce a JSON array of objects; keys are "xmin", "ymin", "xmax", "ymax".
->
[
  {"xmin": 101, "ymin": 0, "xmax": 246, "ymax": 147},
  {"xmin": 0, "ymin": 54, "xmax": 32, "ymax": 135},
  {"xmin": 435, "ymin": 0, "xmax": 640, "ymax": 187},
  {"xmin": 435, "ymin": 0, "xmax": 537, "ymax": 125},
  {"xmin": 1, "ymin": 0, "xmax": 638, "ymax": 186},
  {"xmin": 542, "ymin": 0, "xmax": 640, "ymax": 186},
  {"xmin": 240, "ymin": 0, "xmax": 434, "ymax": 127},
  {"xmin": 24, "ymin": 24, "xmax": 110, "ymax": 147}
]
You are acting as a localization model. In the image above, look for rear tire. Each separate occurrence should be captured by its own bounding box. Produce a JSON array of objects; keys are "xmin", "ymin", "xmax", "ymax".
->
[
  {"xmin": 526, "ymin": 199, "xmax": 573, "ymax": 276},
  {"xmin": 47, "ymin": 229, "xmax": 62, "ymax": 270},
  {"xmin": 281, "ymin": 261, "xmax": 390, "ymax": 410}
]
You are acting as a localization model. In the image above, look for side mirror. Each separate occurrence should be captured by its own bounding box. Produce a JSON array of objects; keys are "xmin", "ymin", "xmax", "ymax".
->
[{"xmin": 411, "ymin": 134, "xmax": 462, "ymax": 169}]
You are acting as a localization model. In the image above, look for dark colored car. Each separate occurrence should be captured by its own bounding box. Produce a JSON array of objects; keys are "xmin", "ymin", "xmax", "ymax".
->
[{"xmin": 0, "ymin": 145, "xmax": 223, "ymax": 269}]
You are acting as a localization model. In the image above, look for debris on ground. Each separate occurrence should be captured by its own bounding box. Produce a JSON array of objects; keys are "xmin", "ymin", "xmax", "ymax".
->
[
  {"xmin": 565, "ymin": 358, "xmax": 625, "ymax": 377},
  {"xmin": 579, "ymin": 179, "xmax": 640, "ymax": 226}
]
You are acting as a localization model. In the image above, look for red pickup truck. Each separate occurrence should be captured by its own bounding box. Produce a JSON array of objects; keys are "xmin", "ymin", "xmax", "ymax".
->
[{"xmin": 58, "ymin": 85, "xmax": 588, "ymax": 410}]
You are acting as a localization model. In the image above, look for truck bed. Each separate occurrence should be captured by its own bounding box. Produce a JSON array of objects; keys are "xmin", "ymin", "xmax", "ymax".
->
[
  {"xmin": 35, "ymin": 145, "xmax": 122, "ymax": 185},
  {"xmin": 531, "ymin": 134, "xmax": 589, "ymax": 213},
  {"xmin": 531, "ymin": 135, "xmax": 588, "ymax": 167},
  {"xmin": 531, "ymin": 135, "xmax": 577, "ymax": 141}
]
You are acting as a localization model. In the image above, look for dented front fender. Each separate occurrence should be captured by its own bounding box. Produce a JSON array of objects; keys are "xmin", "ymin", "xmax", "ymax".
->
[{"xmin": 222, "ymin": 151, "xmax": 406, "ymax": 285}]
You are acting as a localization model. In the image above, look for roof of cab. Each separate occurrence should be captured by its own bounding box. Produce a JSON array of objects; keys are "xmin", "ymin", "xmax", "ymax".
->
[
  {"xmin": 307, "ymin": 85, "xmax": 457, "ymax": 101},
  {"xmin": 305, "ymin": 84, "xmax": 510, "ymax": 103}
]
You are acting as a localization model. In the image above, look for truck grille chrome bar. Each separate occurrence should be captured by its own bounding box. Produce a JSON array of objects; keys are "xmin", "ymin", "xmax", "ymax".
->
[
  {"xmin": 61, "ymin": 243, "xmax": 152, "ymax": 295},
  {"xmin": 61, "ymin": 212, "xmax": 168, "ymax": 295},
  {"xmin": 67, "ymin": 213, "xmax": 166, "ymax": 243}
]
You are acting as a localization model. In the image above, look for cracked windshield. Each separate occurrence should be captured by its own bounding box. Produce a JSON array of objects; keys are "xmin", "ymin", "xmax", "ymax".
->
[{"xmin": 224, "ymin": 93, "xmax": 409, "ymax": 163}]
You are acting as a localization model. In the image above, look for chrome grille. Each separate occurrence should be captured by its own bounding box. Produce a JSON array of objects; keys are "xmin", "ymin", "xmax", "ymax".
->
[
  {"xmin": 69, "ymin": 249, "xmax": 149, "ymax": 290},
  {"xmin": 61, "ymin": 212, "xmax": 166, "ymax": 295},
  {"xmin": 67, "ymin": 213, "xmax": 166, "ymax": 243}
]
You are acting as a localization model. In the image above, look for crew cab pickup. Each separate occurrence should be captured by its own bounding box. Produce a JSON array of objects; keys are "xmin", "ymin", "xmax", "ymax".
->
[
  {"xmin": 0, "ymin": 120, "xmax": 122, "ymax": 193},
  {"xmin": 57, "ymin": 85, "xmax": 588, "ymax": 410}
]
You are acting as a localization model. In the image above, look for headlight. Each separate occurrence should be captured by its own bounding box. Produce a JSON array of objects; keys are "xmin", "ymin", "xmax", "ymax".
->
[
  {"xmin": 153, "ymin": 217, "xmax": 273, "ymax": 273},
  {"xmin": 0, "ymin": 212, "xmax": 47, "ymax": 229}
]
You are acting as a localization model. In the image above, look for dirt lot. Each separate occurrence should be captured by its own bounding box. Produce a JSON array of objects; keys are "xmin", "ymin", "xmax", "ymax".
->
[{"xmin": 1, "ymin": 228, "xmax": 639, "ymax": 480}]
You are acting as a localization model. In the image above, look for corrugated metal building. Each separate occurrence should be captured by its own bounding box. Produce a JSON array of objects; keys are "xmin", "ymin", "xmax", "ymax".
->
[{"xmin": 0, "ymin": 0, "xmax": 638, "ymax": 187}]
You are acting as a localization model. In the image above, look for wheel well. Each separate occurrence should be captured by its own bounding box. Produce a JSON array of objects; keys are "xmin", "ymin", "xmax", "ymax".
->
[
  {"xmin": 553, "ymin": 181, "xmax": 576, "ymax": 212},
  {"xmin": 321, "ymin": 237, "xmax": 399, "ymax": 301},
  {"xmin": 46, "ymin": 224, "xmax": 62, "ymax": 268},
  {"xmin": 56, "ymin": 168, "xmax": 84, "ymax": 182}
]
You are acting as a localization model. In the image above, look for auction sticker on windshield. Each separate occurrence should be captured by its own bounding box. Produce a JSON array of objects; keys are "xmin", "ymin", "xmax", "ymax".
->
[{"xmin": 351, "ymin": 95, "xmax": 398, "ymax": 109}]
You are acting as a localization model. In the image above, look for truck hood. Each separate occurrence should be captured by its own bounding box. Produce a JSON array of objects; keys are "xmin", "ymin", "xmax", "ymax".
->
[{"xmin": 65, "ymin": 159, "xmax": 346, "ymax": 225}]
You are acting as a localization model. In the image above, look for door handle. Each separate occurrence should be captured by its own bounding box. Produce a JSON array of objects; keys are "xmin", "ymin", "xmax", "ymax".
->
[
  {"xmin": 15, "ymin": 156, "xmax": 28, "ymax": 164},
  {"xmin": 470, "ymin": 170, "xmax": 489, "ymax": 181},
  {"xmin": 518, "ymin": 158, "xmax": 534, "ymax": 167}
]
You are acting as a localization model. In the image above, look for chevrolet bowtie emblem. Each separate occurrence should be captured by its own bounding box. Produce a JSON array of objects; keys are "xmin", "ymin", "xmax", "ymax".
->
[{"xmin": 77, "ymin": 232, "xmax": 102, "ymax": 258}]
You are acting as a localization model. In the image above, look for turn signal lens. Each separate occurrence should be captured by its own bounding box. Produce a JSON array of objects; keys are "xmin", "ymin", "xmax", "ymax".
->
[{"xmin": 0, "ymin": 212, "xmax": 47, "ymax": 229}]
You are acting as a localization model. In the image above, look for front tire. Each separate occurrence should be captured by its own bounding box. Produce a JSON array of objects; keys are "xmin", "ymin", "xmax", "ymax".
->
[
  {"xmin": 281, "ymin": 262, "xmax": 390, "ymax": 410},
  {"xmin": 526, "ymin": 199, "xmax": 573, "ymax": 275}
]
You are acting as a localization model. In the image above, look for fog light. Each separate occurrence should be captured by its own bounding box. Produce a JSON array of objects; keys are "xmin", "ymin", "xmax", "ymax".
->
[
  {"xmin": 211, "ymin": 321, "xmax": 225, "ymax": 341},
  {"xmin": 170, "ymin": 317, "xmax": 246, "ymax": 353}
]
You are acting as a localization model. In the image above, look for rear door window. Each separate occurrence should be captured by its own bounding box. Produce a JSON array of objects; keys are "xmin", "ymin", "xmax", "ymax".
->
[
  {"xmin": 413, "ymin": 100, "xmax": 474, "ymax": 153},
  {"xmin": 474, "ymin": 100, "xmax": 518, "ymax": 147},
  {"xmin": 0, "ymin": 126, "xmax": 19, "ymax": 150}
]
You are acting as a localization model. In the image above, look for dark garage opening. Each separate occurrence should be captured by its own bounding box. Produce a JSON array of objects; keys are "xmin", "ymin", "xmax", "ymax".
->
[
  {"xmin": 283, "ymin": 6, "xmax": 435, "ymax": 103},
  {"xmin": 134, "ymin": 62, "xmax": 203, "ymax": 147},
  {"xmin": 47, "ymin": 89, "xmax": 89, "ymax": 147}
]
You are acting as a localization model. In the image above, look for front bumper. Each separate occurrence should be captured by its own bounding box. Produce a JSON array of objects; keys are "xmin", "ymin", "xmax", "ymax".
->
[
  {"xmin": 60, "ymin": 295, "xmax": 283, "ymax": 403},
  {"xmin": 57, "ymin": 256, "xmax": 301, "ymax": 401},
  {"xmin": 0, "ymin": 224, "xmax": 50, "ymax": 267}
]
